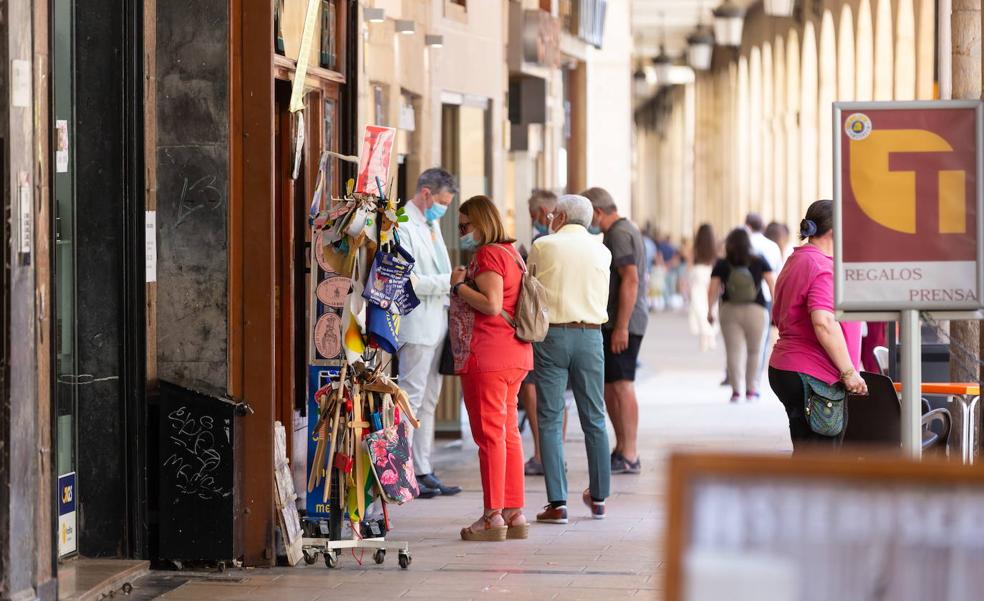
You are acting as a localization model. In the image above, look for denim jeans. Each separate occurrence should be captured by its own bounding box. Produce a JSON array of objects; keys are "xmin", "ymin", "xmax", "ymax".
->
[{"xmin": 534, "ymin": 326, "xmax": 611, "ymax": 503}]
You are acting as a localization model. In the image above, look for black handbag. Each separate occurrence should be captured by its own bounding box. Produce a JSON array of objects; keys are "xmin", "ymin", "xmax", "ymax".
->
[{"xmin": 438, "ymin": 329, "xmax": 455, "ymax": 376}]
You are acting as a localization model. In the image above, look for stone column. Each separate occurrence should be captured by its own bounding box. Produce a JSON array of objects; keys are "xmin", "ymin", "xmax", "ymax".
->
[
  {"xmin": 952, "ymin": 0, "xmax": 982, "ymax": 99},
  {"xmin": 949, "ymin": 0, "xmax": 982, "ymax": 381},
  {"xmin": 0, "ymin": 0, "xmax": 42, "ymax": 598}
]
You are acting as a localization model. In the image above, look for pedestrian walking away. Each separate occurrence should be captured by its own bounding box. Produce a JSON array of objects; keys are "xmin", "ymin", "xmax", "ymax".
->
[
  {"xmin": 769, "ymin": 199, "xmax": 868, "ymax": 452},
  {"xmin": 583, "ymin": 186, "xmax": 648, "ymax": 476},
  {"xmin": 745, "ymin": 213, "xmax": 783, "ymax": 388},
  {"xmin": 527, "ymin": 194, "xmax": 613, "ymax": 524},
  {"xmin": 708, "ymin": 228, "xmax": 775, "ymax": 402},
  {"xmin": 520, "ymin": 189, "xmax": 567, "ymax": 477},
  {"xmin": 764, "ymin": 221, "xmax": 792, "ymax": 268},
  {"xmin": 397, "ymin": 167, "xmax": 462, "ymax": 499},
  {"xmin": 450, "ymin": 195, "xmax": 533, "ymax": 541},
  {"xmin": 689, "ymin": 224, "xmax": 719, "ymax": 352}
]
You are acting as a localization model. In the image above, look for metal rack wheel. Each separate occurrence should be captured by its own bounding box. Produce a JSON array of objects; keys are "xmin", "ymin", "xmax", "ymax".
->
[
  {"xmin": 373, "ymin": 549, "xmax": 386, "ymax": 564},
  {"xmin": 324, "ymin": 550, "xmax": 339, "ymax": 569},
  {"xmin": 303, "ymin": 550, "xmax": 319, "ymax": 565},
  {"xmin": 398, "ymin": 551, "xmax": 411, "ymax": 569}
]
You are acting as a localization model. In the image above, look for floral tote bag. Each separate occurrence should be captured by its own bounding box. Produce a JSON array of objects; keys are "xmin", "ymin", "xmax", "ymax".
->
[{"xmin": 364, "ymin": 402, "xmax": 419, "ymax": 505}]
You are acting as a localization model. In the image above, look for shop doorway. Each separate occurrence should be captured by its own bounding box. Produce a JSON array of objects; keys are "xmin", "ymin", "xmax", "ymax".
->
[
  {"xmin": 50, "ymin": 0, "xmax": 147, "ymax": 560},
  {"xmin": 436, "ymin": 96, "xmax": 491, "ymax": 436},
  {"xmin": 52, "ymin": 0, "xmax": 79, "ymax": 560},
  {"xmin": 274, "ymin": 81, "xmax": 310, "ymax": 442},
  {"xmin": 272, "ymin": 76, "xmax": 344, "ymax": 498}
]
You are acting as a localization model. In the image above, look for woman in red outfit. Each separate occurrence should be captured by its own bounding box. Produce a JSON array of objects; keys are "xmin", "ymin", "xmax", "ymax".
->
[{"xmin": 449, "ymin": 195, "xmax": 534, "ymax": 541}]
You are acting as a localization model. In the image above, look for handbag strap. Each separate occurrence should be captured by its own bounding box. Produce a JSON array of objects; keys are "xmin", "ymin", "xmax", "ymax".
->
[
  {"xmin": 492, "ymin": 243, "xmax": 527, "ymax": 273},
  {"xmin": 799, "ymin": 373, "xmax": 847, "ymax": 401},
  {"xmin": 488, "ymin": 244, "xmax": 524, "ymax": 328}
]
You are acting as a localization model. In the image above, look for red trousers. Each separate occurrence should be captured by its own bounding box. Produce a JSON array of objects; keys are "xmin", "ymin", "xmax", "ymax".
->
[{"xmin": 461, "ymin": 368, "xmax": 527, "ymax": 510}]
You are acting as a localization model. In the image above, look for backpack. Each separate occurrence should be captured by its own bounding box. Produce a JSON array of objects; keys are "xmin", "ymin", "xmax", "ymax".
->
[
  {"xmin": 725, "ymin": 263, "xmax": 760, "ymax": 303},
  {"xmin": 494, "ymin": 245, "xmax": 550, "ymax": 343}
]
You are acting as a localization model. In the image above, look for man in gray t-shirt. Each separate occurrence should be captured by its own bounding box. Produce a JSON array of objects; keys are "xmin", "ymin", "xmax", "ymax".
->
[
  {"xmin": 583, "ymin": 187, "xmax": 648, "ymax": 476},
  {"xmin": 605, "ymin": 219, "xmax": 649, "ymax": 336}
]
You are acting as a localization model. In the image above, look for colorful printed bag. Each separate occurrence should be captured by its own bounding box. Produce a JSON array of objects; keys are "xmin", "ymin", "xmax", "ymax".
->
[{"xmin": 364, "ymin": 420, "xmax": 419, "ymax": 505}]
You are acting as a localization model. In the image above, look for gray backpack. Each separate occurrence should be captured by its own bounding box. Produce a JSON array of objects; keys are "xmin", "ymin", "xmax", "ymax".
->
[
  {"xmin": 495, "ymin": 245, "xmax": 550, "ymax": 343},
  {"xmin": 725, "ymin": 263, "xmax": 760, "ymax": 303}
]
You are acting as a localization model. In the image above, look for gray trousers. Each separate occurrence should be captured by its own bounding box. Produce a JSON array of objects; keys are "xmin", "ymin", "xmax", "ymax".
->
[
  {"xmin": 719, "ymin": 302, "xmax": 770, "ymax": 395},
  {"xmin": 398, "ymin": 324, "xmax": 447, "ymax": 475},
  {"xmin": 534, "ymin": 326, "xmax": 611, "ymax": 503}
]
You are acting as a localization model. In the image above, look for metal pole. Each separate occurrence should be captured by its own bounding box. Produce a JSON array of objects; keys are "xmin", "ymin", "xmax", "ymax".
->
[{"xmin": 900, "ymin": 309, "xmax": 923, "ymax": 459}]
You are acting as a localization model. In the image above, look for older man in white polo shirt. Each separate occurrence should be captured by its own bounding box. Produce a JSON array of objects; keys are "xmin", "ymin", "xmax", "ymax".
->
[{"xmin": 527, "ymin": 194, "xmax": 612, "ymax": 524}]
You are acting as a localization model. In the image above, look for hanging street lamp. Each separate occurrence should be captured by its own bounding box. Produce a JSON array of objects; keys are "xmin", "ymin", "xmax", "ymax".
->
[
  {"xmin": 687, "ymin": 27, "xmax": 715, "ymax": 71},
  {"xmin": 712, "ymin": 0, "xmax": 746, "ymax": 47},
  {"xmin": 652, "ymin": 46, "xmax": 675, "ymax": 87}
]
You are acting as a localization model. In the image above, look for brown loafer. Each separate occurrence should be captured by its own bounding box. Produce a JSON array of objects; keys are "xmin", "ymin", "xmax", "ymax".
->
[{"xmin": 535, "ymin": 504, "xmax": 568, "ymax": 524}]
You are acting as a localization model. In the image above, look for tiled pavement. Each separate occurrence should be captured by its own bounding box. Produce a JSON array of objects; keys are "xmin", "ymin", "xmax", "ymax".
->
[{"xmin": 138, "ymin": 312, "xmax": 792, "ymax": 601}]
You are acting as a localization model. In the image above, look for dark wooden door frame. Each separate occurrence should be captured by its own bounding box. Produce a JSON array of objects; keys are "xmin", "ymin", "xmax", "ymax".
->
[
  {"xmin": 230, "ymin": 0, "xmax": 276, "ymax": 566},
  {"xmin": 229, "ymin": 0, "xmax": 357, "ymax": 566}
]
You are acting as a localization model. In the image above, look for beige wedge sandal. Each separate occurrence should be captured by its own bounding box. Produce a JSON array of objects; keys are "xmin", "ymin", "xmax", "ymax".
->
[
  {"xmin": 460, "ymin": 511, "xmax": 507, "ymax": 542},
  {"xmin": 504, "ymin": 511, "xmax": 529, "ymax": 540}
]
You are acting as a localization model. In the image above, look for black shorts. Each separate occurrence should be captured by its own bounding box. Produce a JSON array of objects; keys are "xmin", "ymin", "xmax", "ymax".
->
[{"xmin": 603, "ymin": 330, "xmax": 644, "ymax": 383}]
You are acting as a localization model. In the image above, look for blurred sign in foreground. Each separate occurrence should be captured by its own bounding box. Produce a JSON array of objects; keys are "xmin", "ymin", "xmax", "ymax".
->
[
  {"xmin": 834, "ymin": 101, "xmax": 984, "ymax": 312},
  {"xmin": 664, "ymin": 452, "xmax": 984, "ymax": 601}
]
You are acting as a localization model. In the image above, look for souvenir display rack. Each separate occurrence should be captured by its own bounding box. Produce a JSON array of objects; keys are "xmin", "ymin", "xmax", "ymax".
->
[
  {"xmin": 300, "ymin": 168, "xmax": 420, "ymax": 570},
  {"xmin": 301, "ymin": 361, "xmax": 419, "ymax": 568}
]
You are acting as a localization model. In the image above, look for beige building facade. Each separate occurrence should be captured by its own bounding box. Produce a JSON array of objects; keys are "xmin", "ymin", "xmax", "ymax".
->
[
  {"xmin": 360, "ymin": 0, "xmax": 632, "ymax": 244},
  {"xmin": 360, "ymin": 0, "xmax": 507, "ymax": 208},
  {"xmin": 358, "ymin": 0, "xmax": 630, "ymax": 434},
  {"xmin": 633, "ymin": 0, "xmax": 968, "ymax": 244}
]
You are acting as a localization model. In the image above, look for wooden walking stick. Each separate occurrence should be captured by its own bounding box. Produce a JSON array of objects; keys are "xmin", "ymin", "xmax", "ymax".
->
[
  {"xmin": 320, "ymin": 363, "xmax": 348, "ymax": 503},
  {"xmin": 307, "ymin": 386, "xmax": 332, "ymax": 492},
  {"xmin": 344, "ymin": 383, "xmax": 371, "ymax": 515}
]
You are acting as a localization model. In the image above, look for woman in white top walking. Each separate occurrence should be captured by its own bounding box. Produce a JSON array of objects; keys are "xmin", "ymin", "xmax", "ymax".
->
[{"xmin": 688, "ymin": 224, "xmax": 719, "ymax": 352}]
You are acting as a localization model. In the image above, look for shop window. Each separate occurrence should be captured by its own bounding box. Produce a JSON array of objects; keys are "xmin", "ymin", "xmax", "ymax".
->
[
  {"xmin": 275, "ymin": 0, "xmax": 347, "ymax": 78},
  {"xmin": 319, "ymin": 0, "xmax": 338, "ymax": 71},
  {"xmin": 324, "ymin": 99, "xmax": 337, "ymax": 194},
  {"xmin": 373, "ymin": 84, "xmax": 390, "ymax": 127},
  {"xmin": 559, "ymin": 0, "xmax": 606, "ymax": 47},
  {"xmin": 397, "ymin": 93, "xmax": 420, "ymax": 201},
  {"xmin": 275, "ymin": 0, "xmax": 285, "ymax": 55}
]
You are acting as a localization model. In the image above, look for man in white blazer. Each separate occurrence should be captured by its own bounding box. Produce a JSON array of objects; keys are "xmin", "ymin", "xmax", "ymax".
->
[{"xmin": 398, "ymin": 167, "xmax": 462, "ymax": 498}]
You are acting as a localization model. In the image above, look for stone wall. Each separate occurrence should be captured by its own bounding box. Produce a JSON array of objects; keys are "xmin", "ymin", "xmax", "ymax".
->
[{"xmin": 155, "ymin": 1, "xmax": 230, "ymax": 395}]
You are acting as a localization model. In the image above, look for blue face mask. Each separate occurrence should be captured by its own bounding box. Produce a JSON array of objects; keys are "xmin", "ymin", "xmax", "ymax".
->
[
  {"xmin": 588, "ymin": 225, "xmax": 602, "ymax": 235},
  {"xmin": 425, "ymin": 202, "xmax": 448, "ymax": 222},
  {"xmin": 533, "ymin": 222, "xmax": 551, "ymax": 236},
  {"xmin": 459, "ymin": 232, "xmax": 479, "ymax": 251}
]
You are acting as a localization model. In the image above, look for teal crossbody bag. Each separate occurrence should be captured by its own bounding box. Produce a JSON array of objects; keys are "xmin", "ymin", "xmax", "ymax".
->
[{"xmin": 798, "ymin": 373, "xmax": 848, "ymax": 438}]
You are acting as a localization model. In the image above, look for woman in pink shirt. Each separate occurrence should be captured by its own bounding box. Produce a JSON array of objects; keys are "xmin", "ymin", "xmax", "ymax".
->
[{"xmin": 769, "ymin": 200, "xmax": 868, "ymax": 450}]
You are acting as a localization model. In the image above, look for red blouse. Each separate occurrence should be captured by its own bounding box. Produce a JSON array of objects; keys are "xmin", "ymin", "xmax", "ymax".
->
[{"xmin": 449, "ymin": 244, "xmax": 534, "ymax": 375}]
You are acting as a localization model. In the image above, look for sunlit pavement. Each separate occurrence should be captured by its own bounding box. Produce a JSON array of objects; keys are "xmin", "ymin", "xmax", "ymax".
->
[{"xmin": 142, "ymin": 311, "xmax": 791, "ymax": 601}]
